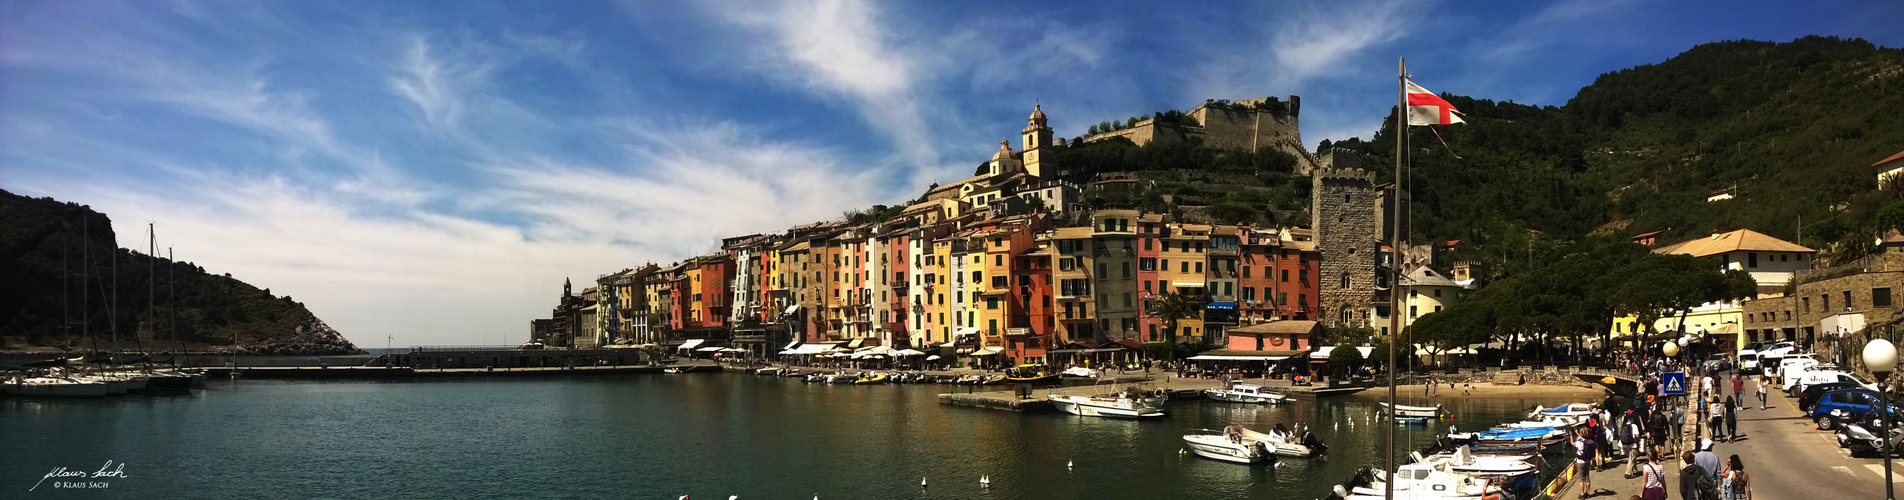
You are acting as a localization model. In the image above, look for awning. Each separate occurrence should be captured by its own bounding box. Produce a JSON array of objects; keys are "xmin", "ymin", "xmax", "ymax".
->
[
  {"xmin": 783, "ymin": 340, "xmax": 801, "ymax": 350},
  {"xmin": 695, "ymin": 346, "xmax": 725, "ymax": 352},
  {"xmin": 956, "ymin": 327, "xmax": 980, "ymax": 335},
  {"xmin": 785, "ymin": 305, "xmax": 801, "ymax": 315},
  {"xmin": 677, "ymin": 339, "xmax": 706, "ymax": 350},
  {"xmin": 847, "ymin": 338, "xmax": 866, "ymax": 348},
  {"xmin": 1206, "ymin": 302, "xmax": 1236, "ymax": 310},
  {"xmin": 1172, "ymin": 281, "xmax": 1205, "ymax": 288},
  {"xmin": 926, "ymin": 355, "xmax": 942, "ymax": 360},
  {"xmin": 722, "ymin": 347, "xmax": 748, "ymax": 353},
  {"xmin": 971, "ymin": 347, "xmax": 1003, "ymax": 356},
  {"xmin": 1187, "ymin": 355, "xmax": 1288, "ymax": 361},
  {"xmin": 893, "ymin": 349, "xmax": 927, "ymax": 356},
  {"xmin": 1313, "ymin": 346, "xmax": 1375, "ymax": 358}
]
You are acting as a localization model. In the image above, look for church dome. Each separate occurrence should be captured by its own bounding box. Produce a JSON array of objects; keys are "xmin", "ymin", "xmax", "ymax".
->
[
  {"xmin": 992, "ymin": 139, "xmax": 1014, "ymax": 161},
  {"xmin": 1028, "ymin": 104, "xmax": 1047, "ymax": 124}
]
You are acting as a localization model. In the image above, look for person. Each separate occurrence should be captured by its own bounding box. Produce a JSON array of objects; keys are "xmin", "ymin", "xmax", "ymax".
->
[
  {"xmin": 1756, "ymin": 375, "xmax": 1769, "ymax": 410},
  {"xmin": 1682, "ymin": 450, "xmax": 1717, "ymax": 500},
  {"xmin": 1708, "ymin": 396, "xmax": 1725, "ymax": 441},
  {"xmin": 1695, "ymin": 439, "xmax": 1722, "ymax": 484},
  {"xmin": 1721, "ymin": 454, "xmax": 1751, "ymax": 500},
  {"xmin": 1671, "ymin": 403, "xmax": 1687, "ymax": 454},
  {"xmin": 1724, "ymin": 397, "xmax": 1739, "ymax": 440},
  {"xmin": 1575, "ymin": 426, "xmax": 1597, "ymax": 498},
  {"xmin": 1622, "ymin": 412, "xmax": 1642, "ymax": 477},
  {"xmin": 1651, "ymin": 409, "xmax": 1672, "ymax": 458},
  {"xmin": 1731, "ymin": 373, "xmax": 1746, "ymax": 409},
  {"xmin": 1636, "ymin": 452, "xmax": 1667, "ymax": 500}
]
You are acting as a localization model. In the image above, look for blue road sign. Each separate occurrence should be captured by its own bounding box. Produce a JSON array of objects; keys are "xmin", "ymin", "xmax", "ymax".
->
[{"xmin": 1662, "ymin": 371, "xmax": 1688, "ymax": 396}]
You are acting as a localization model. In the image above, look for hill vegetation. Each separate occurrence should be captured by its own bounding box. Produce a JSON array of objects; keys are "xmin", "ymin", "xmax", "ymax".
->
[{"xmin": 0, "ymin": 190, "xmax": 360, "ymax": 355}]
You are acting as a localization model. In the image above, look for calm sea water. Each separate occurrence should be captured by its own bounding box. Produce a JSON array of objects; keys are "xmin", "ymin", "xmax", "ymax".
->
[{"xmin": 3, "ymin": 374, "xmax": 1570, "ymax": 499}]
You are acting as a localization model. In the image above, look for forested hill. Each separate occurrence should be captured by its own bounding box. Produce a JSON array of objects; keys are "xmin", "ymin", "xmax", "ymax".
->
[
  {"xmin": 1327, "ymin": 36, "xmax": 1904, "ymax": 267},
  {"xmin": 0, "ymin": 190, "xmax": 360, "ymax": 355}
]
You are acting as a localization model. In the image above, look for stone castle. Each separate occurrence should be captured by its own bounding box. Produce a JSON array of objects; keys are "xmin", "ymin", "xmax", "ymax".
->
[
  {"xmin": 1311, "ymin": 168, "xmax": 1380, "ymax": 330},
  {"xmin": 1083, "ymin": 95, "xmax": 1316, "ymax": 173}
]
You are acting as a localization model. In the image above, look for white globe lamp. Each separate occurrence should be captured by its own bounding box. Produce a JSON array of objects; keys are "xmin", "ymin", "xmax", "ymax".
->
[{"xmin": 1661, "ymin": 342, "xmax": 1679, "ymax": 357}]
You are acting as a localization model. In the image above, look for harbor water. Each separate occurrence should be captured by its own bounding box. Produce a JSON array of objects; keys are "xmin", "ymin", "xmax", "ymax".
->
[{"xmin": 3, "ymin": 373, "xmax": 1572, "ymax": 498}]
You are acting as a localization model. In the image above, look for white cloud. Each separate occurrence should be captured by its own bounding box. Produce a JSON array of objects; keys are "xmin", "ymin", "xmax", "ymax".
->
[{"xmin": 1477, "ymin": 0, "xmax": 1640, "ymax": 63}]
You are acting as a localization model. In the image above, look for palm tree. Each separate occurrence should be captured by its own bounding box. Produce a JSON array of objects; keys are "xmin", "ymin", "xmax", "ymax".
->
[{"xmin": 1144, "ymin": 293, "xmax": 1203, "ymax": 363}]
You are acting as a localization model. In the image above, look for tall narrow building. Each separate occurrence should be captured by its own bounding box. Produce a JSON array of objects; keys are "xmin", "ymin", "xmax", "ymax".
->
[{"xmin": 1311, "ymin": 168, "xmax": 1379, "ymax": 330}]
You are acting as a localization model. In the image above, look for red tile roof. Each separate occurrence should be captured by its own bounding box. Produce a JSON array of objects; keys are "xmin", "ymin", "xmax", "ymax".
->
[{"xmin": 1874, "ymin": 149, "xmax": 1904, "ymax": 168}]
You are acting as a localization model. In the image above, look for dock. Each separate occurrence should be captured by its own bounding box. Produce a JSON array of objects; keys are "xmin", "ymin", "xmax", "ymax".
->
[
  {"xmin": 937, "ymin": 376, "xmax": 1226, "ymax": 412},
  {"xmin": 203, "ymin": 361, "xmax": 721, "ymax": 379}
]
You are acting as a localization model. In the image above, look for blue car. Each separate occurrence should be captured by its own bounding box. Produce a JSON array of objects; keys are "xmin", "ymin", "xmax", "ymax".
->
[{"xmin": 1813, "ymin": 389, "xmax": 1901, "ymax": 430}]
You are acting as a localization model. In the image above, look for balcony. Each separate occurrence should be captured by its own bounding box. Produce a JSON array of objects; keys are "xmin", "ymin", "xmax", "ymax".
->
[{"xmin": 1004, "ymin": 327, "xmax": 1033, "ymax": 337}]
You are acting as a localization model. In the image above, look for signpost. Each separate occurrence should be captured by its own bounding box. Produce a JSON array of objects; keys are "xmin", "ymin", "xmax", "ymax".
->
[{"xmin": 1662, "ymin": 371, "xmax": 1688, "ymax": 396}]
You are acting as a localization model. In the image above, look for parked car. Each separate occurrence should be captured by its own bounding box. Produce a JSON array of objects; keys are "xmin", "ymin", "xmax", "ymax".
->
[
  {"xmin": 1776, "ymin": 355, "xmax": 1821, "ymax": 383},
  {"xmin": 1703, "ymin": 356, "xmax": 1734, "ymax": 374},
  {"xmin": 1801, "ymin": 382, "xmax": 1874, "ymax": 412},
  {"xmin": 1814, "ymin": 389, "xmax": 1902, "ymax": 430}
]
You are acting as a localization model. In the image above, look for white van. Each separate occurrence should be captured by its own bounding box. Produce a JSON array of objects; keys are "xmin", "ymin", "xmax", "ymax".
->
[
  {"xmin": 1779, "ymin": 360, "xmax": 1828, "ymax": 393},
  {"xmin": 1773, "ymin": 353, "xmax": 1817, "ymax": 377},
  {"xmin": 1738, "ymin": 350, "xmax": 1761, "ymax": 374}
]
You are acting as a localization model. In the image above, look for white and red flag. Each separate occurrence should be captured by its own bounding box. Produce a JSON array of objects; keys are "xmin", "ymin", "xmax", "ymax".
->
[{"xmin": 1404, "ymin": 78, "xmax": 1465, "ymax": 126}]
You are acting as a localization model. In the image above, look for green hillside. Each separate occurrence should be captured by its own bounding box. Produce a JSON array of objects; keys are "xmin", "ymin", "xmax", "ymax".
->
[
  {"xmin": 0, "ymin": 190, "xmax": 360, "ymax": 355},
  {"xmin": 1328, "ymin": 36, "xmax": 1904, "ymax": 270}
]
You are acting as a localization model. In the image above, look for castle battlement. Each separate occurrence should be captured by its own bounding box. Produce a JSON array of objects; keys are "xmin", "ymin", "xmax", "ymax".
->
[{"xmin": 1315, "ymin": 168, "xmax": 1374, "ymax": 183}]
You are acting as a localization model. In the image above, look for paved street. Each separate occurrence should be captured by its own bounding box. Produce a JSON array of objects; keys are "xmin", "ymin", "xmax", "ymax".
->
[{"xmin": 1571, "ymin": 377, "xmax": 1900, "ymax": 499}]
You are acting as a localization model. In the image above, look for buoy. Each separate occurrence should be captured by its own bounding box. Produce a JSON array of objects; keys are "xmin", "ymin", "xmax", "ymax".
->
[
  {"xmin": 1178, "ymin": 448, "xmax": 1187, "ymax": 456},
  {"xmin": 1067, "ymin": 459, "xmax": 1074, "ymax": 469},
  {"xmin": 921, "ymin": 477, "xmax": 928, "ymax": 488},
  {"xmin": 980, "ymin": 475, "xmax": 990, "ymax": 487}
]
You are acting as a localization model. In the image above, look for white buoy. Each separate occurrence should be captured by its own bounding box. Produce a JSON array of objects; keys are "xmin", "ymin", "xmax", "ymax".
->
[
  {"xmin": 1067, "ymin": 459, "xmax": 1073, "ymax": 469},
  {"xmin": 921, "ymin": 477, "xmax": 928, "ymax": 488}
]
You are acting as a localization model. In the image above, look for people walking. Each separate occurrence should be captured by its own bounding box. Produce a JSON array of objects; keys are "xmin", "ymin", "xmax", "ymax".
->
[
  {"xmin": 1623, "ymin": 413, "xmax": 1643, "ymax": 477},
  {"xmin": 1671, "ymin": 403, "xmax": 1686, "ymax": 454},
  {"xmin": 1636, "ymin": 453, "xmax": 1667, "ymax": 500},
  {"xmin": 1731, "ymin": 373, "xmax": 1745, "ymax": 409},
  {"xmin": 1695, "ymin": 439, "xmax": 1721, "ymax": 484},
  {"xmin": 1724, "ymin": 397, "xmax": 1739, "ymax": 440},
  {"xmin": 1721, "ymin": 454, "xmax": 1752, "ymax": 500},
  {"xmin": 1575, "ymin": 426, "xmax": 1597, "ymax": 499},
  {"xmin": 1756, "ymin": 375, "xmax": 1769, "ymax": 410},
  {"xmin": 1708, "ymin": 396, "xmax": 1725, "ymax": 441},
  {"xmin": 1682, "ymin": 451, "xmax": 1717, "ymax": 500}
]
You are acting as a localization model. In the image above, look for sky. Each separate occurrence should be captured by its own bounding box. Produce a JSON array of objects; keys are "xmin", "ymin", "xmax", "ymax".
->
[{"xmin": 4, "ymin": 0, "xmax": 1901, "ymax": 348}]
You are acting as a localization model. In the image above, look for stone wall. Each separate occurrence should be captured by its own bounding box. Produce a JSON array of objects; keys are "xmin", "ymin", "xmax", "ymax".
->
[
  {"xmin": 1744, "ymin": 268, "xmax": 1904, "ymax": 347},
  {"xmin": 1312, "ymin": 168, "xmax": 1379, "ymax": 330},
  {"xmin": 1079, "ymin": 95, "xmax": 1317, "ymax": 172}
]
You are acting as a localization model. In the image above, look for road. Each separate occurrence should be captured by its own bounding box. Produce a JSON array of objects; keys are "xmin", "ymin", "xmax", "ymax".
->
[{"xmin": 1720, "ymin": 380, "xmax": 1899, "ymax": 499}]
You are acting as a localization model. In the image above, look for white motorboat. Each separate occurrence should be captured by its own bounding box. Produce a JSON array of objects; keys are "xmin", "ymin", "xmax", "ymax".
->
[
  {"xmin": 1203, "ymin": 383, "xmax": 1289, "ymax": 404},
  {"xmin": 1380, "ymin": 402, "xmax": 1444, "ymax": 418},
  {"xmin": 1237, "ymin": 426, "xmax": 1324, "ymax": 457},
  {"xmin": 1527, "ymin": 403, "xmax": 1593, "ymax": 426},
  {"xmin": 1048, "ymin": 394, "xmax": 1165, "ymax": 419},
  {"xmin": 3, "ymin": 374, "xmax": 109, "ymax": 397},
  {"xmin": 1181, "ymin": 428, "xmax": 1276, "ymax": 464},
  {"xmin": 1348, "ymin": 460, "xmax": 1500, "ymax": 499},
  {"xmin": 1415, "ymin": 446, "xmax": 1538, "ymax": 477},
  {"xmin": 1060, "ymin": 367, "xmax": 1099, "ymax": 378}
]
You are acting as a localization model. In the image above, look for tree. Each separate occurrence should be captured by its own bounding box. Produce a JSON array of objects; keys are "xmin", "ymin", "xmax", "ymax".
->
[
  {"xmin": 1144, "ymin": 293, "xmax": 1203, "ymax": 362},
  {"xmin": 1327, "ymin": 343, "xmax": 1366, "ymax": 378}
]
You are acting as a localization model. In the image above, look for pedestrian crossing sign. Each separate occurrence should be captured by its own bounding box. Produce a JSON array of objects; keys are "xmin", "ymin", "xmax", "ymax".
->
[{"xmin": 1662, "ymin": 371, "xmax": 1687, "ymax": 396}]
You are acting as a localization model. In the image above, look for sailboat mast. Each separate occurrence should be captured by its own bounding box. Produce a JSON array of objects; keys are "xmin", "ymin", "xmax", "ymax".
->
[
  {"xmin": 84, "ymin": 217, "xmax": 94, "ymax": 355},
  {"xmin": 1385, "ymin": 56, "xmax": 1405, "ymax": 500},
  {"xmin": 112, "ymin": 223, "xmax": 119, "ymax": 358},
  {"xmin": 171, "ymin": 247, "xmax": 181, "ymax": 360},
  {"xmin": 63, "ymin": 223, "xmax": 70, "ymax": 349}
]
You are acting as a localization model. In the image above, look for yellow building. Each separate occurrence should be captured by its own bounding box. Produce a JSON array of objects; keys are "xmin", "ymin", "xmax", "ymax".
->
[{"xmin": 1157, "ymin": 222, "xmax": 1207, "ymax": 343}]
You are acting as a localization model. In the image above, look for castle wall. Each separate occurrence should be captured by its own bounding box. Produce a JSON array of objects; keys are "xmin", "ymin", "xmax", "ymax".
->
[
  {"xmin": 1311, "ymin": 168, "xmax": 1380, "ymax": 331},
  {"xmin": 1081, "ymin": 96, "xmax": 1316, "ymax": 172}
]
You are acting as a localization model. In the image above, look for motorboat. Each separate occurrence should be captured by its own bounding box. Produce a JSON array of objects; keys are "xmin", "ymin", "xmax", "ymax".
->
[
  {"xmin": 1203, "ymin": 383, "xmax": 1290, "ymax": 404},
  {"xmin": 1527, "ymin": 403, "xmax": 1593, "ymax": 427},
  {"xmin": 1396, "ymin": 416, "xmax": 1430, "ymax": 426},
  {"xmin": 1048, "ymin": 394, "xmax": 1165, "ymax": 419},
  {"xmin": 3, "ymin": 373, "xmax": 109, "ymax": 397},
  {"xmin": 1448, "ymin": 425, "xmax": 1569, "ymax": 447},
  {"xmin": 1060, "ymin": 367, "xmax": 1099, "ymax": 379},
  {"xmin": 1415, "ymin": 446, "xmax": 1538, "ymax": 477},
  {"xmin": 1182, "ymin": 428, "xmax": 1278, "ymax": 464},
  {"xmin": 1236, "ymin": 425, "xmax": 1326, "ymax": 457},
  {"xmin": 1005, "ymin": 373, "xmax": 1060, "ymax": 384},
  {"xmin": 663, "ymin": 367, "xmax": 686, "ymax": 374},
  {"xmin": 754, "ymin": 367, "xmax": 784, "ymax": 376},
  {"xmin": 853, "ymin": 374, "xmax": 888, "ymax": 385},
  {"xmin": 1380, "ymin": 402, "xmax": 1444, "ymax": 418},
  {"xmin": 1347, "ymin": 460, "xmax": 1501, "ymax": 499}
]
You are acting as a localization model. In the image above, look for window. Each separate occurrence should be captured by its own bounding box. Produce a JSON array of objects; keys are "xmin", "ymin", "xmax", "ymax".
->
[
  {"xmin": 1748, "ymin": 252, "xmax": 1758, "ymax": 268},
  {"xmin": 973, "ymin": 271, "xmax": 983, "ymax": 283},
  {"xmin": 1410, "ymin": 289, "xmax": 1418, "ymax": 298},
  {"xmin": 1097, "ymin": 263, "xmax": 1109, "ymax": 280},
  {"xmin": 995, "ymin": 255, "xmax": 1003, "ymax": 266},
  {"xmin": 1123, "ymin": 262, "xmax": 1132, "ymax": 278},
  {"xmin": 987, "ymin": 297, "xmax": 999, "ymax": 310},
  {"xmin": 1242, "ymin": 266, "xmax": 1250, "ymax": 279},
  {"xmin": 1803, "ymin": 297, "xmax": 1811, "ymax": 312},
  {"xmin": 1139, "ymin": 258, "xmax": 1156, "ymax": 271},
  {"xmin": 1194, "ymin": 262, "xmax": 1205, "ymax": 274},
  {"xmin": 1845, "ymin": 290, "xmax": 1854, "ymax": 310},
  {"xmin": 1123, "ymin": 293, "xmax": 1132, "ymax": 307},
  {"xmin": 988, "ymin": 319, "xmax": 998, "ymax": 335},
  {"xmin": 1181, "ymin": 262, "xmax": 1189, "ymax": 273},
  {"xmin": 1223, "ymin": 282, "xmax": 1233, "ymax": 296},
  {"xmin": 992, "ymin": 276, "xmax": 1007, "ymax": 288},
  {"xmin": 1823, "ymin": 294, "xmax": 1831, "ymax": 311},
  {"xmin": 1144, "ymin": 238, "xmax": 1153, "ymax": 251},
  {"xmin": 1059, "ymin": 258, "xmax": 1074, "ymax": 271},
  {"xmin": 1195, "ymin": 242, "xmax": 1204, "ymax": 253},
  {"xmin": 1298, "ymin": 294, "xmax": 1306, "ymax": 306},
  {"xmin": 1876, "ymin": 288, "xmax": 1893, "ymax": 307},
  {"xmin": 1282, "ymin": 269, "xmax": 1289, "ymax": 282},
  {"xmin": 1434, "ymin": 289, "xmax": 1443, "ymax": 298},
  {"xmin": 1340, "ymin": 273, "xmax": 1350, "ymax": 289},
  {"xmin": 1300, "ymin": 269, "xmax": 1308, "ymax": 283}
]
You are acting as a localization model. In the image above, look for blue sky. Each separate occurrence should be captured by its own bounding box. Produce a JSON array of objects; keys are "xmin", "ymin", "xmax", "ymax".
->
[{"xmin": 4, "ymin": 0, "xmax": 1900, "ymax": 347}]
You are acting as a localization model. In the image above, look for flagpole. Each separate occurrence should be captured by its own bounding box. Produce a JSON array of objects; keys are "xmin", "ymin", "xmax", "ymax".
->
[{"xmin": 1385, "ymin": 56, "xmax": 1404, "ymax": 500}]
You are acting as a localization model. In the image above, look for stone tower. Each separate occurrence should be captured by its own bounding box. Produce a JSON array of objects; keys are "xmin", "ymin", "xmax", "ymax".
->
[
  {"xmin": 1022, "ymin": 104, "xmax": 1054, "ymax": 179},
  {"xmin": 1311, "ymin": 168, "xmax": 1379, "ymax": 331}
]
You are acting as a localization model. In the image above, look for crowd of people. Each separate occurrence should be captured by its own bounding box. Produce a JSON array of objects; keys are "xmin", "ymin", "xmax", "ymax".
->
[{"xmin": 1569, "ymin": 353, "xmax": 1757, "ymax": 500}]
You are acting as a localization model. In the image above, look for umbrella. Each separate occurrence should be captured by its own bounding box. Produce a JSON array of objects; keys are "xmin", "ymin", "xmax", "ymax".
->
[
  {"xmin": 893, "ymin": 349, "xmax": 926, "ymax": 356},
  {"xmin": 925, "ymin": 355, "xmax": 942, "ymax": 361}
]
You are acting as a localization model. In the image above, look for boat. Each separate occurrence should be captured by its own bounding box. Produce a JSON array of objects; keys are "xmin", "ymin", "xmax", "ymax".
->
[
  {"xmin": 1005, "ymin": 373, "xmax": 1059, "ymax": 384},
  {"xmin": 1181, "ymin": 428, "xmax": 1278, "ymax": 464},
  {"xmin": 663, "ymin": 367, "xmax": 685, "ymax": 374},
  {"xmin": 1380, "ymin": 402, "xmax": 1444, "ymax": 418},
  {"xmin": 1237, "ymin": 425, "xmax": 1326, "ymax": 457},
  {"xmin": 1527, "ymin": 403, "xmax": 1593, "ymax": 427},
  {"xmin": 853, "ymin": 374, "xmax": 888, "ymax": 385},
  {"xmin": 2, "ymin": 372, "xmax": 110, "ymax": 397},
  {"xmin": 1396, "ymin": 416, "xmax": 1430, "ymax": 425},
  {"xmin": 1415, "ymin": 446, "xmax": 1539, "ymax": 477},
  {"xmin": 1060, "ymin": 367, "xmax": 1099, "ymax": 378},
  {"xmin": 1347, "ymin": 460, "xmax": 1504, "ymax": 499},
  {"xmin": 1203, "ymin": 383, "xmax": 1289, "ymax": 404},
  {"xmin": 1448, "ymin": 425, "xmax": 1569, "ymax": 447},
  {"xmin": 143, "ymin": 369, "xmax": 197, "ymax": 392},
  {"xmin": 1048, "ymin": 394, "xmax": 1165, "ymax": 419},
  {"xmin": 754, "ymin": 367, "xmax": 784, "ymax": 376}
]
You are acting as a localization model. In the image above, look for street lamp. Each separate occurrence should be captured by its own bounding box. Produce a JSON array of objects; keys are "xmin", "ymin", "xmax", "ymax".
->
[
  {"xmin": 1864, "ymin": 338, "xmax": 1899, "ymax": 500},
  {"xmin": 1662, "ymin": 341, "xmax": 1679, "ymax": 357}
]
